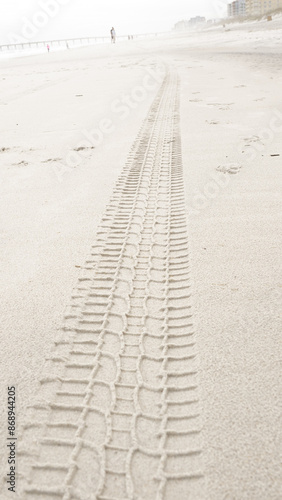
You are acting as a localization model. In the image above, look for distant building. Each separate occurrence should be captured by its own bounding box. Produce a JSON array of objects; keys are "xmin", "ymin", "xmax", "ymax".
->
[
  {"xmin": 173, "ymin": 16, "xmax": 206, "ymax": 31},
  {"xmin": 188, "ymin": 16, "xmax": 206, "ymax": 25},
  {"xmin": 228, "ymin": 0, "xmax": 246, "ymax": 17},
  {"xmin": 173, "ymin": 20, "xmax": 190, "ymax": 31},
  {"xmin": 245, "ymin": 0, "xmax": 282, "ymax": 15}
]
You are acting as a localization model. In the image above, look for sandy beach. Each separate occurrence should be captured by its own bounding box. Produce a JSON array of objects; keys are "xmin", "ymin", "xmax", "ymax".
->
[{"xmin": 0, "ymin": 19, "xmax": 281, "ymax": 500}]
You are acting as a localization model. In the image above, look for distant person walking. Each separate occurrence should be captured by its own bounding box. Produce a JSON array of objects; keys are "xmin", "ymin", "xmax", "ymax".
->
[
  {"xmin": 47, "ymin": 44, "xmax": 50, "ymax": 52},
  {"xmin": 110, "ymin": 27, "xmax": 116, "ymax": 44}
]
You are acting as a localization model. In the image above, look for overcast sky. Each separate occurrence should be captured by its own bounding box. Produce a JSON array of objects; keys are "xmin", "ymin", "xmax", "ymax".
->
[{"xmin": 1, "ymin": 0, "xmax": 227, "ymax": 44}]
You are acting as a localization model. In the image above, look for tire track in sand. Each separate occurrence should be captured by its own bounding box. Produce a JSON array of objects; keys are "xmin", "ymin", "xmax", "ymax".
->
[{"xmin": 17, "ymin": 70, "xmax": 204, "ymax": 500}]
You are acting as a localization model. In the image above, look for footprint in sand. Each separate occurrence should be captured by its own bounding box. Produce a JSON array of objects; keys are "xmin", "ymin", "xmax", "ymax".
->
[
  {"xmin": 217, "ymin": 163, "xmax": 241, "ymax": 175},
  {"xmin": 73, "ymin": 146, "xmax": 95, "ymax": 152},
  {"xmin": 244, "ymin": 135, "xmax": 263, "ymax": 146},
  {"xmin": 207, "ymin": 103, "xmax": 233, "ymax": 111},
  {"xmin": 207, "ymin": 103, "xmax": 221, "ymax": 107},
  {"xmin": 42, "ymin": 158, "xmax": 63, "ymax": 163},
  {"xmin": 12, "ymin": 160, "xmax": 28, "ymax": 166}
]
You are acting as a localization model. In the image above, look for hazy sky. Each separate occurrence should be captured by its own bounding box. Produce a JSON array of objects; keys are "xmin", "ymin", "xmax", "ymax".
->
[{"xmin": 1, "ymin": 0, "xmax": 227, "ymax": 44}]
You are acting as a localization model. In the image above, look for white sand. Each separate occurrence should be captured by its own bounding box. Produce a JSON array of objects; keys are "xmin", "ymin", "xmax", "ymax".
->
[{"xmin": 0, "ymin": 20, "xmax": 281, "ymax": 499}]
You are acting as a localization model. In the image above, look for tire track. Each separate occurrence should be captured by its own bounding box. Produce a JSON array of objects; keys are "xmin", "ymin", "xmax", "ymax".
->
[{"xmin": 17, "ymin": 70, "xmax": 204, "ymax": 500}]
